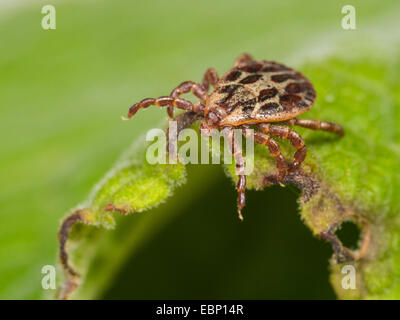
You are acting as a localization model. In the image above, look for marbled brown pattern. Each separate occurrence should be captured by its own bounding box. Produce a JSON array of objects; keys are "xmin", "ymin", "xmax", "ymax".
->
[{"xmin": 206, "ymin": 59, "xmax": 316, "ymax": 126}]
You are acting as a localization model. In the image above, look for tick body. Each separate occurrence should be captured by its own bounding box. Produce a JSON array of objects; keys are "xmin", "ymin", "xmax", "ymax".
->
[{"xmin": 127, "ymin": 54, "xmax": 344, "ymax": 220}]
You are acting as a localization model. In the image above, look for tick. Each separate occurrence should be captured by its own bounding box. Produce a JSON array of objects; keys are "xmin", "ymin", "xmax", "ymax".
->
[{"xmin": 127, "ymin": 53, "xmax": 344, "ymax": 220}]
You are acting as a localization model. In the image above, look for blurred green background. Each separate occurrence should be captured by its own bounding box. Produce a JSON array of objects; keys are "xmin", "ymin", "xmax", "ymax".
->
[{"xmin": 0, "ymin": 0, "xmax": 397, "ymax": 299}]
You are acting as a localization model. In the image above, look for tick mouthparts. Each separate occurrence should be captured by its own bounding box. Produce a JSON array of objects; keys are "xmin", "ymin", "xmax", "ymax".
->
[
  {"xmin": 121, "ymin": 116, "xmax": 129, "ymax": 121},
  {"xmin": 238, "ymin": 211, "xmax": 244, "ymax": 221}
]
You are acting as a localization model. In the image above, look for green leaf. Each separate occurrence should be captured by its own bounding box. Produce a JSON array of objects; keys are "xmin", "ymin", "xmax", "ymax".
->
[
  {"xmin": 224, "ymin": 53, "xmax": 400, "ymax": 299},
  {"xmin": 1, "ymin": 0, "xmax": 400, "ymax": 300},
  {"xmin": 59, "ymin": 49, "xmax": 400, "ymax": 299},
  {"xmin": 56, "ymin": 140, "xmax": 187, "ymax": 298}
]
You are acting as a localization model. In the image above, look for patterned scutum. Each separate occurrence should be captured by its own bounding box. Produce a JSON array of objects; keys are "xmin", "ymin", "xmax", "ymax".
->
[{"xmin": 207, "ymin": 60, "xmax": 316, "ymax": 126}]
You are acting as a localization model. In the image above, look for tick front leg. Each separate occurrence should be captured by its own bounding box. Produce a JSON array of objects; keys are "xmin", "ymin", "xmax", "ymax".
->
[
  {"xmin": 284, "ymin": 118, "xmax": 344, "ymax": 136},
  {"xmin": 202, "ymin": 68, "xmax": 219, "ymax": 91},
  {"xmin": 258, "ymin": 123, "xmax": 306, "ymax": 172},
  {"xmin": 168, "ymin": 81, "xmax": 208, "ymax": 118},
  {"xmin": 170, "ymin": 110, "xmax": 203, "ymax": 133},
  {"xmin": 166, "ymin": 110, "xmax": 203, "ymax": 156},
  {"xmin": 224, "ymin": 127, "xmax": 247, "ymax": 221},
  {"xmin": 127, "ymin": 96, "xmax": 195, "ymax": 119}
]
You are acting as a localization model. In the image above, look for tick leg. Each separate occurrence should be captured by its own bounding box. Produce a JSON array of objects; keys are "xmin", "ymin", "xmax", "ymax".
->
[
  {"xmin": 284, "ymin": 118, "xmax": 344, "ymax": 136},
  {"xmin": 258, "ymin": 123, "xmax": 306, "ymax": 172},
  {"xmin": 166, "ymin": 110, "xmax": 203, "ymax": 155},
  {"xmin": 234, "ymin": 53, "xmax": 254, "ymax": 67},
  {"xmin": 170, "ymin": 81, "xmax": 208, "ymax": 101},
  {"xmin": 169, "ymin": 81, "xmax": 208, "ymax": 118},
  {"xmin": 202, "ymin": 68, "xmax": 219, "ymax": 91},
  {"xmin": 171, "ymin": 110, "xmax": 203, "ymax": 133},
  {"xmin": 224, "ymin": 127, "xmax": 247, "ymax": 221},
  {"xmin": 243, "ymin": 128, "xmax": 287, "ymax": 182},
  {"xmin": 127, "ymin": 96, "xmax": 198, "ymax": 119}
]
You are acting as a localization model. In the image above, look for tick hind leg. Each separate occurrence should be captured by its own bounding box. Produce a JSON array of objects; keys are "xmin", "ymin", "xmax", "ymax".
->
[
  {"xmin": 284, "ymin": 118, "xmax": 345, "ymax": 136},
  {"xmin": 258, "ymin": 123, "xmax": 306, "ymax": 172}
]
